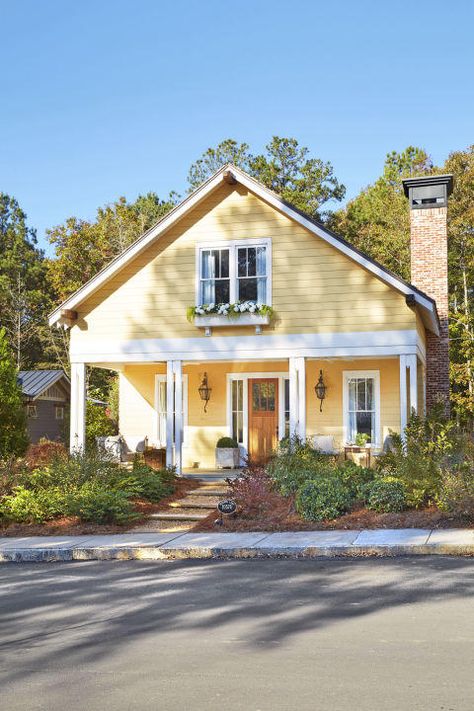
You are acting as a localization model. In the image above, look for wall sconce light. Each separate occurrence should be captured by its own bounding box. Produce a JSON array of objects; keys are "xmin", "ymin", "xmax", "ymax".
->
[
  {"xmin": 314, "ymin": 369, "xmax": 327, "ymax": 412},
  {"xmin": 198, "ymin": 372, "xmax": 211, "ymax": 412}
]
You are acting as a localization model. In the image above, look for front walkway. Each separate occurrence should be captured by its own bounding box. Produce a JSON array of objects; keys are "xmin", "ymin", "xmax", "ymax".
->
[{"xmin": 0, "ymin": 528, "xmax": 473, "ymax": 562}]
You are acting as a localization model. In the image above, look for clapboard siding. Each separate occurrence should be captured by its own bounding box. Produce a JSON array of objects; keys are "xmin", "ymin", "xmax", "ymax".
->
[{"xmin": 70, "ymin": 183, "xmax": 417, "ymax": 348}]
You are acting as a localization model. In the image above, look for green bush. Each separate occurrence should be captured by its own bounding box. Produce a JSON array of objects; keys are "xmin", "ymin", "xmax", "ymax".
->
[
  {"xmin": 364, "ymin": 477, "xmax": 407, "ymax": 513},
  {"xmin": 438, "ymin": 464, "xmax": 474, "ymax": 522},
  {"xmin": 68, "ymin": 482, "xmax": 137, "ymax": 525},
  {"xmin": 85, "ymin": 402, "xmax": 117, "ymax": 451},
  {"xmin": 0, "ymin": 485, "xmax": 67, "ymax": 523},
  {"xmin": 268, "ymin": 437, "xmax": 334, "ymax": 495},
  {"xmin": 216, "ymin": 437, "xmax": 239, "ymax": 448},
  {"xmin": 375, "ymin": 409, "xmax": 464, "ymax": 508},
  {"xmin": 337, "ymin": 461, "xmax": 375, "ymax": 499},
  {"xmin": 296, "ymin": 477, "xmax": 352, "ymax": 521}
]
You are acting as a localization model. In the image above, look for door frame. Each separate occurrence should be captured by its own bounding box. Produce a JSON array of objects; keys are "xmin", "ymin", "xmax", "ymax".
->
[{"xmin": 226, "ymin": 371, "xmax": 289, "ymax": 461}]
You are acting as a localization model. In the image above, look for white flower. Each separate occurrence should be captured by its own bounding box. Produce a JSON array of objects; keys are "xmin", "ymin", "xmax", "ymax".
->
[
  {"xmin": 196, "ymin": 307, "xmax": 204, "ymax": 315},
  {"xmin": 233, "ymin": 305, "xmax": 239, "ymax": 312},
  {"xmin": 249, "ymin": 304, "xmax": 256, "ymax": 313}
]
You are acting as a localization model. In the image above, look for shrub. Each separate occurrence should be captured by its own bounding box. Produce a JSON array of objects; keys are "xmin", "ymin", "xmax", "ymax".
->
[
  {"xmin": 296, "ymin": 477, "xmax": 352, "ymax": 521},
  {"xmin": 375, "ymin": 409, "xmax": 464, "ymax": 508},
  {"xmin": 439, "ymin": 464, "xmax": 474, "ymax": 522},
  {"xmin": 364, "ymin": 477, "xmax": 407, "ymax": 513},
  {"xmin": 0, "ymin": 485, "xmax": 67, "ymax": 523},
  {"xmin": 216, "ymin": 437, "xmax": 238, "ymax": 448},
  {"xmin": 85, "ymin": 402, "xmax": 117, "ymax": 451},
  {"xmin": 268, "ymin": 437, "xmax": 334, "ymax": 495},
  {"xmin": 337, "ymin": 461, "xmax": 374, "ymax": 499},
  {"xmin": 68, "ymin": 482, "xmax": 137, "ymax": 524},
  {"xmin": 26, "ymin": 439, "xmax": 67, "ymax": 469},
  {"xmin": 0, "ymin": 458, "xmax": 28, "ymax": 497},
  {"xmin": 228, "ymin": 468, "xmax": 279, "ymax": 518}
]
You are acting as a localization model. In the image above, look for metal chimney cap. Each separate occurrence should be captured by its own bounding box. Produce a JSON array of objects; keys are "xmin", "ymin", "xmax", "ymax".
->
[{"xmin": 402, "ymin": 174, "xmax": 454, "ymax": 198}]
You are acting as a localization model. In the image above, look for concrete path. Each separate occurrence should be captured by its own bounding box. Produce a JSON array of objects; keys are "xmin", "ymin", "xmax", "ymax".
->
[{"xmin": 0, "ymin": 528, "xmax": 473, "ymax": 562}]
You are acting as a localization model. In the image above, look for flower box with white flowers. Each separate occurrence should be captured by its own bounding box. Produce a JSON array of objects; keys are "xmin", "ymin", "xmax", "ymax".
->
[{"xmin": 187, "ymin": 302, "xmax": 274, "ymax": 332}]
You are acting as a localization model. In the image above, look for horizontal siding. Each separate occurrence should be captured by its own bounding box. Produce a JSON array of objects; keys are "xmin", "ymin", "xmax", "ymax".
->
[{"xmin": 71, "ymin": 183, "xmax": 417, "ymax": 348}]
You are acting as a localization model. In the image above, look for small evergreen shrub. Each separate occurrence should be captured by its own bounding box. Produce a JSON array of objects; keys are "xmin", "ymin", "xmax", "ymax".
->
[
  {"xmin": 216, "ymin": 437, "xmax": 239, "ymax": 448},
  {"xmin": 364, "ymin": 477, "xmax": 407, "ymax": 513},
  {"xmin": 68, "ymin": 482, "xmax": 137, "ymax": 525},
  {"xmin": 296, "ymin": 477, "xmax": 352, "ymax": 521},
  {"xmin": 0, "ymin": 485, "xmax": 66, "ymax": 523},
  {"xmin": 439, "ymin": 464, "xmax": 474, "ymax": 522},
  {"xmin": 268, "ymin": 437, "xmax": 334, "ymax": 495}
]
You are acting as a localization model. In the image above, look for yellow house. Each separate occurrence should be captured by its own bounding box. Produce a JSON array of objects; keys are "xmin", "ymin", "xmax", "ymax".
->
[{"xmin": 49, "ymin": 166, "xmax": 452, "ymax": 473}]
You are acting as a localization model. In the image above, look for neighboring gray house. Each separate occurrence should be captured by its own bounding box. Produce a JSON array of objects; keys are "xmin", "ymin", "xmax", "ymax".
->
[{"xmin": 18, "ymin": 370, "xmax": 70, "ymax": 444}]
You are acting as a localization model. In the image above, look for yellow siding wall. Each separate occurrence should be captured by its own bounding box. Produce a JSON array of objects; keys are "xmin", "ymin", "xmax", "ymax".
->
[
  {"xmin": 70, "ymin": 183, "xmax": 417, "ymax": 349},
  {"xmin": 119, "ymin": 359, "xmax": 400, "ymax": 468}
]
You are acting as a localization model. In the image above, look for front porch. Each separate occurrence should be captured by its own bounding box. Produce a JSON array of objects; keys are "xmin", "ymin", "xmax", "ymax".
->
[{"xmin": 70, "ymin": 353, "xmax": 424, "ymax": 474}]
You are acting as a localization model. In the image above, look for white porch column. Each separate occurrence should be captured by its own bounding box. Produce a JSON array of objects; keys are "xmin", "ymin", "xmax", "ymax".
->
[
  {"xmin": 407, "ymin": 354, "xmax": 418, "ymax": 415},
  {"xmin": 399, "ymin": 355, "xmax": 408, "ymax": 437},
  {"xmin": 289, "ymin": 357, "xmax": 306, "ymax": 440},
  {"xmin": 289, "ymin": 357, "xmax": 298, "ymax": 438},
  {"xmin": 166, "ymin": 360, "xmax": 174, "ymax": 468},
  {"xmin": 297, "ymin": 357, "xmax": 306, "ymax": 440},
  {"xmin": 173, "ymin": 360, "xmax": 183, "ymax": 475},
  {"xmin": 70, "ymin": 362, "xmax": 86, "ymax": 453}
]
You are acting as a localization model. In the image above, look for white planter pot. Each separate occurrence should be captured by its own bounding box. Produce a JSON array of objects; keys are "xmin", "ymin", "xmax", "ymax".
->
[{"xmin": 216, "ymin": 447, "xmax": 240, "ymax": 469}]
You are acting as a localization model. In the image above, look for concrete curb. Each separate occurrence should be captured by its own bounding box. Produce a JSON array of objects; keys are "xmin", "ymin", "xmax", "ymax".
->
[{"xmin": 0, "ymin": 529, "xmax": 473, "ymax": 562}]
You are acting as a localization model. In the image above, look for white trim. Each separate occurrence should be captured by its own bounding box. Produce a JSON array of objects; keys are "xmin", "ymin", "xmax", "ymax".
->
[
  {"xmin": 226, "ymin": 371, "xmax": 289, "ymax": 458},
  {"xmin": 49, "ymin": 164, "xmax": 438, "ymax": 335},
  {"xmin": 165, "ymin": 361, "xmax": 174, "ymax": 467},
  {"xmin": 196, "ymin": 237, "xmax": 272, "ymax": 307},
  {"xmin": 174, "ymin": 361, "xmax": 183, "ymax": 474},
  {"xmin": 70, "ymin": 329, "xmax": 424, "ymax": 363},
  {"xmin": 342, "ymin": 370, "xmax": 381, "ymax": 447}
]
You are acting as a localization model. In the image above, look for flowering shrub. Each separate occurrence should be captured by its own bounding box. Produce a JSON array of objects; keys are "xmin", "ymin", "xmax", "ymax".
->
[{"xmin": 187, "ymin": 302, "xmax": 274, "ymax": 321}]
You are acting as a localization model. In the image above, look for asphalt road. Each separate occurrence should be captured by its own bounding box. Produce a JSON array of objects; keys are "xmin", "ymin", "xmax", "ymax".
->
[{"xmin": 1, "ymin": 557, "xmax": 473, "ymax": 711}]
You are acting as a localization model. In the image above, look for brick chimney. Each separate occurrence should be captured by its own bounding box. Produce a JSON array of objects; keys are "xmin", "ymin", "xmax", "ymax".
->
[{"xmin": 402, "ymin": 174, "xmax": 454, "ymax": 412}]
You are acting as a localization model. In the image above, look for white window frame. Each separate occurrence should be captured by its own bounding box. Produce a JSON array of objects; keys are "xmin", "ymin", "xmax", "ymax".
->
[
  {"xmin": 226, "ymin": 371, "xmax": 288, "ymax": 457},
  {"xmin": 154, "ymin": 374, "xmax": 188, "ymax": 448},
  {"xmin": 195, "ymin": 238, "xmax": 272, "ymax": 306},
  {"xmin": 27, "ymin": 404, "xmax": 38, "ymax": 419},
  {"xmin": 342, "ymin": 370, "xmax": 381, "ymax": 447},
  {"xmin": 55, "ymin": 405, "xmax": 65, "ymax": 420}
]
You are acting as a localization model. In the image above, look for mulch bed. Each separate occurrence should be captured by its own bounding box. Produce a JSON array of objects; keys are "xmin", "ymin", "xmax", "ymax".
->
[
  {"xmin": 193, "ymin": 503, "xmax": 473, "ymax": 533},
  {"xmin": 0, "ymin": 477, "xmax": 200, "ymax": 537}
]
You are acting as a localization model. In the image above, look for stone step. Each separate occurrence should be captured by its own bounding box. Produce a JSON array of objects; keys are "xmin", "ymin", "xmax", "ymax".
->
[
  {"xmin": 150, "ymin": 511, "xmax": 210, "ymax": 522},
  {"xmin": 169, "ymin": 501, "xmax": 217, "ymax": 510},
  {"xmin": 192, "ymin": 489, "xmax": 228, "ymax": 497}
]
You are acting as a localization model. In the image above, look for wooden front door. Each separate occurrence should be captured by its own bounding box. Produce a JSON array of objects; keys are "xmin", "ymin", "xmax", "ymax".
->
[{"xmin": 248, "ymin": 378, "xmax": 279, "ymax": 464}]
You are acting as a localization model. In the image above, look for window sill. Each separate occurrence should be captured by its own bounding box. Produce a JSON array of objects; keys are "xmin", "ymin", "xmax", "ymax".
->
[{"xmin": 194, "ymin": 313, "xmax": 270, "ymax": 334}]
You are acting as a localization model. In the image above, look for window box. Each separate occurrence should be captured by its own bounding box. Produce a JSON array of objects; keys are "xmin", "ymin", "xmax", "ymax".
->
[{"xmin": 194, "ymin": 313, "xmax": 270, "ymax": 328}]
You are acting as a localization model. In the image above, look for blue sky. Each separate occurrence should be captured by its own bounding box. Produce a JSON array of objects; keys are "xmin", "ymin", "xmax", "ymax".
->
[{"xmin": 1, "ymin": 0, "xmax": 472, "ymax": 255}]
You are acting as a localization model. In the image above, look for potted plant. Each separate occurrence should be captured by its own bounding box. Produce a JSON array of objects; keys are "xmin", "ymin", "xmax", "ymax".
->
[
  {"xmin": 215, "ymin": 436, "xmax": 240, "ymax": 469},
  {"xmin": 355, "ymin": 433, "xmax": 371, "ymax": 448}
]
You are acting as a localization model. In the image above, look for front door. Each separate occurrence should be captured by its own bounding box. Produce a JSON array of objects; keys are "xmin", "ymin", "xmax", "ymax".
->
[{"xmin": 248, "ymin": 378, "xmax": 279, "ymax": 464}]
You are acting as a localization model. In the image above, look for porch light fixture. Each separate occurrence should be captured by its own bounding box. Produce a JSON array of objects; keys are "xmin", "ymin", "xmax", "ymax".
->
[
  {"xmin": 198, "ymin": 372, "xmax": 211, "ymax": 412},
  {"xmin": 314, "ymin": 370, "xmax": 326, "ymax": 412}
]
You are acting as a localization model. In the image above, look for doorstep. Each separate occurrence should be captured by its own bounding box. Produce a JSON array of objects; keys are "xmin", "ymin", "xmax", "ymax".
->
[{"xmin": 0, "ymin": 528, "xmax": 473, "ymax": 562}]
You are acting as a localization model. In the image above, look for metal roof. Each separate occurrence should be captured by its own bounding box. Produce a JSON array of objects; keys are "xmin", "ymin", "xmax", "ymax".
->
[{"xmin": 17, "ymin": 370, "xmax": 70, "ymax": 399}]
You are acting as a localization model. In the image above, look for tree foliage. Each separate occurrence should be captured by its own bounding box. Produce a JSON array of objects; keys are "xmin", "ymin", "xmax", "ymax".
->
[
  {"xmin": 0, "ymin": 194, "xmax": 53, "ymax": 368},
  {"xmin": 188, "ymin": 136, "xmax": 346, "ymax": 219},
  {"xmin": 0, "ymin": 327, "xmax": 28, "ymax": 457},
  {"xmin": 48, "ymin": 192, "xmax": 177, "ymax": 301}
]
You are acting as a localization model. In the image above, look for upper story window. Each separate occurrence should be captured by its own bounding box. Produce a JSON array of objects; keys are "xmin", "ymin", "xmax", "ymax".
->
[{"xmin": 197, "ymin": 239, "xmax": 271, "ymax": 305}]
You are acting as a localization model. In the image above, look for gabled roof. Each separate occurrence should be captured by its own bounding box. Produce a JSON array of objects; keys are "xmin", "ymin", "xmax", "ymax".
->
[
  {"xmin": 49, "ymin": 164, "xmax": 440, "ymax": 334},
  {"xmin": 18, "ymin": 370, "xmax": 70, "ymax": 399}
]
